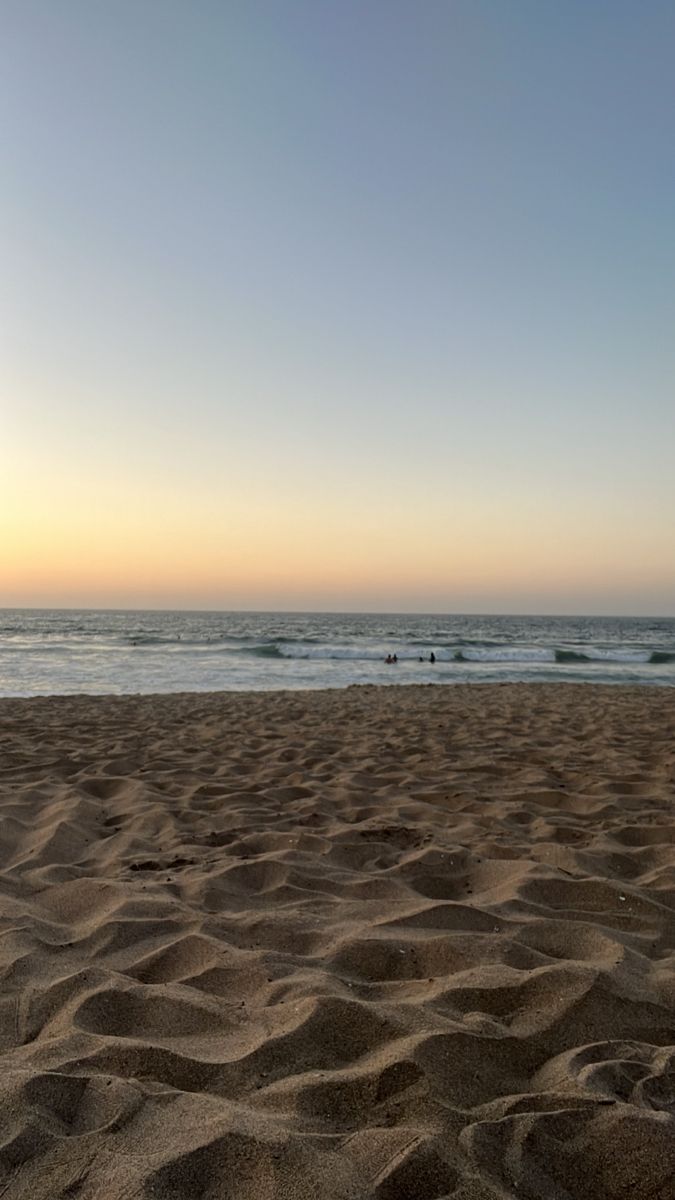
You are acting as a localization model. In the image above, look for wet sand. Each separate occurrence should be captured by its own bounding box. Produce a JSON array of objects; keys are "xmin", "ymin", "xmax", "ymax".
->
[{"xmin": 0, "ymin": 684, "xmax": 673, "ymax": 1199}]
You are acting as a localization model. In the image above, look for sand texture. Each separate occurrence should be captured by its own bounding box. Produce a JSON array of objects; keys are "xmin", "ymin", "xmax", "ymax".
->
[{"xmin": 0, "ymin": 683, "xmax": 674, "ymax": 1199}]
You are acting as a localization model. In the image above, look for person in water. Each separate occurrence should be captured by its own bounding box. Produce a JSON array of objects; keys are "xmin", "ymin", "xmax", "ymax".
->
[{"xmin": 430, "ymin": 652, "xmax": 436, "ymax": 663}]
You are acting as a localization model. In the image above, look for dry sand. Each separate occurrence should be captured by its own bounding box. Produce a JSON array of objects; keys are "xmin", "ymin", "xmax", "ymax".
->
[{"xmin": 0, "ymin": 683, "xmax": 673, "ymax": 1199}]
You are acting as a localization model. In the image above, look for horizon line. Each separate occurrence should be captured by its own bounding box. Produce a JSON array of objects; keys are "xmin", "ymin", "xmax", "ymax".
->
[{"xmin": 1, "ymin": 605, "xmax": 673, "ymax": 622}]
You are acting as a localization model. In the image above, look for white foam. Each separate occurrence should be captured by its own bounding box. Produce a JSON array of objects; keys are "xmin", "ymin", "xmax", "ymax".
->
[
  {"xmin": 583, "ymin": 648, "xmax": 652, "ymax": 663},
  {"xmin": 276, "ymin": 642, "xmax": 386, "ymax": 660},
  {"xmin": 460, "ymin": 647, "xmax": 556, "ymax": 663}
]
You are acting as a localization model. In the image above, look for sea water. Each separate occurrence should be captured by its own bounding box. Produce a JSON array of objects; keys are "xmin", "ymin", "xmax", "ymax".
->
[{"xmin": 0, "ymin": 609, "xmax": 674, "ymax": 696}]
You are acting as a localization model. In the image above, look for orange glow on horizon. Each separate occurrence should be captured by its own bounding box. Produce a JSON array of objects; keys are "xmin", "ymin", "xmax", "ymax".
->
[{"xmin": 3, "ymin": 417, "xmax": 673, "ymax": 615}]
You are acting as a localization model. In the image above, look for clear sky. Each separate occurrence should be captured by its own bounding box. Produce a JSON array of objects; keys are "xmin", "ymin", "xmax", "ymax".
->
[{"xmin": 2, "ymin": 0, "xmax": 674, "ymax": 615}]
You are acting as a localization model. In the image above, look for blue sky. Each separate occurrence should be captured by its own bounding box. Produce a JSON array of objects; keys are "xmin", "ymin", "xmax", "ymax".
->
[{"xmin": 3, "ymin": 1, "xmax": 674, "ymax": 613}]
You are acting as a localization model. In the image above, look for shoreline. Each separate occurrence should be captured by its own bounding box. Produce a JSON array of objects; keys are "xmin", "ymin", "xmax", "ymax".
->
[
  {"xmin": 2, "ymin": 677, "xmax": 674, "ymax": 703},
  {"xmin": 1, "ymin": 682, "xmax": 673, "ymax": 1198}
]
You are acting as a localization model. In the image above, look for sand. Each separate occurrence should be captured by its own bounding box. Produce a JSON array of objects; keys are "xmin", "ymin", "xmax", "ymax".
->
[{"xmin": 0, "ymin": 683, "xmax": 673, "ymax": 1200}]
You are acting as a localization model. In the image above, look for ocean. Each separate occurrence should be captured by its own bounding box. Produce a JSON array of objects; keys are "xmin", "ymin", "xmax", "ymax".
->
[{"xmin": 0, "ymin": 609, "xmax": 673, "ymax": 696}]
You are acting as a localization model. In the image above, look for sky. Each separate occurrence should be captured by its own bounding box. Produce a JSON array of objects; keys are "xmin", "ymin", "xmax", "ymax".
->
[{"xmin": 2, "ymin": 0, "xmax": 674, "ymax": 615}]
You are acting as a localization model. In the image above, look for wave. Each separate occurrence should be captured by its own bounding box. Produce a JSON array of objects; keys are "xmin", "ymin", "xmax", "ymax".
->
[
  {"xmin": 457, "ymin": 648, "xmax": 673, "ymax": 665},
  {"xmin": 276, "ymin": 642, "xmax": 387, "ymax": 661},
  {"xmin": 456, "ymin": 647, "xmax": 673, "ymax": 666},
  {"xmin": 244, "ymin": 643, "xmax": 285, "ymax": 659},
  {"xmin": 245, "ymin": 643, "xmax": 675, "ymax": 666},
  {"xmin": 4, "ymin": 634, "xmax": 674, "ymax": 670},
  {"xmin": 122, "ymin": 633, "xmax": 323, "ymax": 649},
  {"xmin": 555, "ymin": 648, "xmax": 653, "ymax": 664},
  {"xmin": 125, "ymin": 635, "xmax": 200, "ymax": 646},
  {"xmin": 456, "ymin": 648, "xmax": 555, "ymax": 663}
]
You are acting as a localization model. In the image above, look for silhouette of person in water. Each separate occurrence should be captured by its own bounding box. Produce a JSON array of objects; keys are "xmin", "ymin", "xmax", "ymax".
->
[
  {"xmin": 385, "ymin": 654, "xmax": 393, "ymax": 664},
  {"xmin": 430, "ymin": 652, "xmax": 436, "ymax": 664},
  {"xmin": 392, "ymin": 654, "xmax": 398, "ymax": 663}
]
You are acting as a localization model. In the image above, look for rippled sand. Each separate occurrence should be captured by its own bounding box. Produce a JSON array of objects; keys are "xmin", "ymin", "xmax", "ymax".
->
[{"xmin": 0, "ymin": 684, "xmax": 673, "ymax": 1199}]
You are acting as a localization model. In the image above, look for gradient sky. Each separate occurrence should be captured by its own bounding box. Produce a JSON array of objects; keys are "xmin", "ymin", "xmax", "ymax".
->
[{"xmin": 3, "ymin": 0, "xmax": 674, "ymax": 614}]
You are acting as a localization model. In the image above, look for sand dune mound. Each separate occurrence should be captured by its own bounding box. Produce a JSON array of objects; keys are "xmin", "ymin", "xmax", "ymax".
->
[{"xmin": 0, "ymin": 684, "xmax": 673, "ymax": 1198}]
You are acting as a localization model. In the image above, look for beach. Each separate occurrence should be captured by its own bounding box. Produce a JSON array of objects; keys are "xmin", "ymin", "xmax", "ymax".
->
[{"xmin": 0, "ymin": 682, "xmax": 673, "ymax": 1199}]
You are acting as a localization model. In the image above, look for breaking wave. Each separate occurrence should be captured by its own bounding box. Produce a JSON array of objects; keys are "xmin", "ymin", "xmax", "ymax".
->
[
  {"xmin": 244, "ymin": 643, "xmax": 285, "ymax": 659},
  {"xmin": 240, "ymin": 643, "xmax": 675, "ymax": 666}
]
